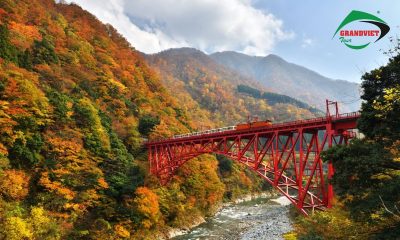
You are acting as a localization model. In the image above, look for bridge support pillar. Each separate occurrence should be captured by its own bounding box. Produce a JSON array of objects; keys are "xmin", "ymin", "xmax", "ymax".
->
[{"xmin": 326, "ymin": 124, "xmax": 335, "ymax": 208}]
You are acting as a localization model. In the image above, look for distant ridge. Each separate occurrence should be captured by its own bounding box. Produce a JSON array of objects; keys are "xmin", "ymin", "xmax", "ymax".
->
[{"xmin": 210, "ymin": 51, "xmax": 360, "ymax": 112}]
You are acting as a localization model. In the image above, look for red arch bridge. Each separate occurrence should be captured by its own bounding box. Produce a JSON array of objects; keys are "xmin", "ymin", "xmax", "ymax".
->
[{"xmin": 145, "ymin": 102, "xmax": 360, "ymax": 215}]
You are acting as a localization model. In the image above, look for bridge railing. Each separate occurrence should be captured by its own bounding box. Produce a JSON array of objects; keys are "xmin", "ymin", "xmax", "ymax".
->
[
  {"xmin": 331, "ymin": 111, "xmax": 360, "ymax": 120},
  {"xmin": 173, "ymin": 126, "xmax": 236, "ymax": 139}
]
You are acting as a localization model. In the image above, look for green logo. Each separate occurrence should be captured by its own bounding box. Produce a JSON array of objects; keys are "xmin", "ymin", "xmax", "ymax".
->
[{"xmin": 333, "ymin": 10, "xmax": 390, "ymax": 49}]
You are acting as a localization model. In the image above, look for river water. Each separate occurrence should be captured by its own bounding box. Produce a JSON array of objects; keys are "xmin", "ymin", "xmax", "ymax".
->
[{"xmin": 173, "ymin": 196, "xmax": 293, "ymax": 240}]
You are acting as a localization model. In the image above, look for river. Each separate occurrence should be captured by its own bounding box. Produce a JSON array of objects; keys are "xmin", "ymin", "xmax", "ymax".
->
[{"xmin": 173, "ymin": 196, "xmax": 293, "ymax": 240}]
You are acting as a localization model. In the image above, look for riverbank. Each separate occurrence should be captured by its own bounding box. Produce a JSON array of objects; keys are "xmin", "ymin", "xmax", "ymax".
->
[
  {"xmin": 169, "ymin": 192, "xmax": 293, "ymax": 240},
  {"xmin": 164, "ymin": 192, "xmax": 276, "ymax": 239}
]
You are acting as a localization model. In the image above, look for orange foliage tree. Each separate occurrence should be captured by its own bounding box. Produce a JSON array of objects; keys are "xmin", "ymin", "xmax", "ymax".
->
[
  {"xmin": 133, "ymin": 187, "xmax": 162, "ymax": 229},
  {"xmin": 0, "ymin": 169, "xmax": 30, "ymax": 200}
]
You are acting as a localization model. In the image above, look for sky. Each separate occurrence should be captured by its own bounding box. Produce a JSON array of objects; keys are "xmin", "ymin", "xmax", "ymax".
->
[{"xmin": 63, "ymin": 0, "xmax": 400, "ymax": 83}]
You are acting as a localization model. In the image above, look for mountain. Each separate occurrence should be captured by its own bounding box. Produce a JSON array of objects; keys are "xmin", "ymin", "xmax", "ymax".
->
[
  {"xmin": 0, "ymin": 1, "xmax": 310, "ymax": 238},
  {"xmin": 210, "ymin": 51, "xmax": 361, "ymax": 112},
  {"xmin": 0, "ymin": 0, "xmax": 354, "ymax": 238},
  {"xmin": 0, "ymin": 1, "xmax": 264, "ymax": 239},
  {"xmin": 144, "ymin": 48, "xmax": 319, "ymax": 126},
  {"xmin": 146, "ymin": 47, "xmax": 263, "ymax": 88}
]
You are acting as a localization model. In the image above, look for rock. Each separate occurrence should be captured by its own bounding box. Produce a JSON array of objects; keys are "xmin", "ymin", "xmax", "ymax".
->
[{"xmin": 166, "ymin": 216, "xmax": 206, "ymax": 239}]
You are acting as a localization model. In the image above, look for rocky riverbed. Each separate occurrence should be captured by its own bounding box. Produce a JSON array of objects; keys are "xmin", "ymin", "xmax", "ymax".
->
[{"xmin": 173, "ymin": 196, "xmax": 293, "ymax": 240}]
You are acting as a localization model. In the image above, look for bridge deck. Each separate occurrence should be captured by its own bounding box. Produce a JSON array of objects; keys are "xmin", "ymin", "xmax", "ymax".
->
[{"xmin": 146, "ymin": 112, "xmax": 360, "ymax": 146}]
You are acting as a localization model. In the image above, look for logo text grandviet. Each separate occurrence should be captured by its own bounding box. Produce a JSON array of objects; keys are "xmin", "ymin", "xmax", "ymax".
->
[{"xmin": 333, "ymin": 10, "xmax": 390, "ymax": 50}]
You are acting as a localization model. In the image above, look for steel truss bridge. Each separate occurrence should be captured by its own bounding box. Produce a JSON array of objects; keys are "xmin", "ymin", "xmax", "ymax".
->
[{"xmin": 146, "ymin": 101, "xmax": 360, "ymax": 215}]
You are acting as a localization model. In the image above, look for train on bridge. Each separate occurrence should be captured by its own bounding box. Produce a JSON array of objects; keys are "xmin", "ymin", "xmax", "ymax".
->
[{"xmin": 173, "ymin": 118, "xmax": 273, "ymax": 139}]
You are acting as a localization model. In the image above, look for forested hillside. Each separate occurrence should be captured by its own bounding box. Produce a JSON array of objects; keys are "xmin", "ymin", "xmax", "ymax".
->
[
  {"xmin": 145, "ymin": 48, "xmax": 317, "ymax": 126},
  {"xmin": 237, "ymin": 84, "xmax": 322, "ymax": 115},
  {"xmin": 0, "ymin": 0, "xmax": 280, "ymax": 239}
]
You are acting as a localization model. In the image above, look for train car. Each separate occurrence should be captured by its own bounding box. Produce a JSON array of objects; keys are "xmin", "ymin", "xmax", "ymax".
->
[
  {"xmin": 236, "ymin": 119, "xmax": 272, "ymax": 130},
  {"xmin": 236, "ymin": 123, "xmax": 250, "ymax": 130}
]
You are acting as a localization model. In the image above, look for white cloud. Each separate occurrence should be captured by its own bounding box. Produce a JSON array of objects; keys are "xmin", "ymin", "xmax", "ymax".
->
[
  {"xmin": 301, "ymin": 38, "xmax": 314, "ymax": 48},
  {"xmin": 63, "ymin": 0, "xmax": 294, "ymax": 55}
]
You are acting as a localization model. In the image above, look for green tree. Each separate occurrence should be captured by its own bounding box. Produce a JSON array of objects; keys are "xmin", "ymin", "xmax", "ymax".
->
[
  {"xmin": 217, "ymin": 154, "xmax": 233, "ymax": 174},
  {"xmin": 322, "ymin": 43, "xmax": 400, "ymax": 238},
  {"xmin": 73, "ymin": 98, "xmax": 110, "ymax": 155},
  {"xmin": 32, "ymin": 38, "xmax": 59, "ymax": 65},
  {"xmin": 0, "ymin": 24, "xmax": 18, "ymax": 63},
  {"xmin": 18, "ymin": 49, "xmax": 33, "ymax": 70},
  {"xmin": 46, "ymin": 89, "xmax": 73, "ymax": 123},
  {"xmin": 138, "ymin": 115, "xmax": 160, "ymax": 136}
]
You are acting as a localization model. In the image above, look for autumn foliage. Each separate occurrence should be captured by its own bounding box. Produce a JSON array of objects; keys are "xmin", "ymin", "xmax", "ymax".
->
[
  {"xmin": 134, "ymin": 187, "xmax": 161, "ymax": 229},
  {"xmin": 0, "ymin": 170, "xmax": 29, "ymax": 200},
  {"xmin": 0, "ymin": 0, "xmax": 278, "ymax": 238}
]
